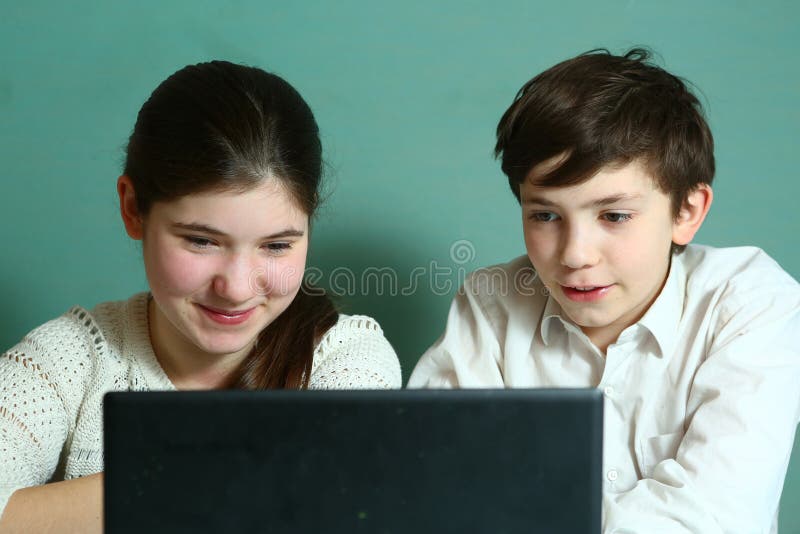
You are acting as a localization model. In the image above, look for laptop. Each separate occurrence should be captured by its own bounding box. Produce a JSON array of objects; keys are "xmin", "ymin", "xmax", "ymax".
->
[{"xmin": 104, "ymin": 388, "xmax": 603, "ymax": 533}]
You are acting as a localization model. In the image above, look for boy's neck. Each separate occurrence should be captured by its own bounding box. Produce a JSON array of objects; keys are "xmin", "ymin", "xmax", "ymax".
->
[{"xmin": 580, "ymin": 256, "xmax": 674, "ymax": 355}]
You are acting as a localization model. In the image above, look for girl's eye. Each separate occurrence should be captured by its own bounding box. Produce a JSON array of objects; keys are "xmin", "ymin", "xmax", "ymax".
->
[
  {"xmin": 264, "ymin": 242, "xmax": 292, "ymax": 252},
  {"xmin": 602, "ymin": 213, "xmax": 633, "ymax": 223},
  {"xmin": 529, "ymin": 212, "xmax": 559, "ymax": 222},
  {"xmin": 184, "ymin": 236, "xmax": 215, "ymax": 248}
]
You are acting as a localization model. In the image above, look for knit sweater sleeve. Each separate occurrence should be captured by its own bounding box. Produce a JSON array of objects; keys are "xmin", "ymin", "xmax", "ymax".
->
[
  {"xmin": 309, "ymin": 314, "xmax": 402, "ymax": 389},
  {"xmin": 0, "ymin": 309, "xmax": 95, "ymax": 516}
]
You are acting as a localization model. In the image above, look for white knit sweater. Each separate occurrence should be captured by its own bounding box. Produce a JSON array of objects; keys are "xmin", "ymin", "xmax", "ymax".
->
[{"xmin": 0, "ymin": 293, "xmax": 401, "ymax": 514}]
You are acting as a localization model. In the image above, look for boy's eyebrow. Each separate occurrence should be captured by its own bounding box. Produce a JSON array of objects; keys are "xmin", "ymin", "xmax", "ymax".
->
[
  {"xmin": 171, "ymin": 222, "xmax": 305, "ymax": 239},
  {"xmin": 522, "ymin": 193, "xmax": 643, "ymax": 208}
]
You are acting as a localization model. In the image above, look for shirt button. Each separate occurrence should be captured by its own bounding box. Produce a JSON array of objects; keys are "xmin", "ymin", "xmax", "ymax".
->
[
  {"xmin": 603, "ymin": 386, "xmax": 614, "ymax": 397},
  {"xmin": 607, "ymin": 469, "xmax": 618, "ymax": 482}
]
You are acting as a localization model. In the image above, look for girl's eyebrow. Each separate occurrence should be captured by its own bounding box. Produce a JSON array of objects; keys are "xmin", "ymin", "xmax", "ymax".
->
[{"xmin": 171, "ymin": 222, "xmax": 305, "ymax": 239}]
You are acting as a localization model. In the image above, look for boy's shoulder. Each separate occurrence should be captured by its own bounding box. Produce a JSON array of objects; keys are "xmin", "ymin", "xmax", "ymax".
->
[
  {"xmin": 460, "ymin": 255, "xmax": 548, "ymax": 325},
  {"xmin": 461, "ymin": 246, "xmax": 799, "ymax": 325},
  {"xmin": 678, "ymin": 245, "xmax": 799, "ymax": 335},
  {"xmin": 680, "ymin": 244, "xmax": 798, "ymax": 293},
  {"xmin": 464, "ymin": 255, "xmax": 542, "ymax": 295}
]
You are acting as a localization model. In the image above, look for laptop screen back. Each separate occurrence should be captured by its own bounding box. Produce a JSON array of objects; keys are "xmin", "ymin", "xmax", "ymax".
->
[{"xmin": 104, "ymin": 388, "xmax": 602, "ymax": 533}]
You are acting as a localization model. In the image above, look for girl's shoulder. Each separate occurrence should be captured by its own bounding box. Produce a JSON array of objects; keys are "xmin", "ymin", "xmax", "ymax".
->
[
  {"xmin": 310, "ymin": 314, "xmax": 401, "ymax": 389},
  {"xmin": 320, "ymin": 313, "xmax": 385, "ymax": 338},
  {"xmin": 1, "ymin": 293, "xmax": 149, "ymax": 404}
]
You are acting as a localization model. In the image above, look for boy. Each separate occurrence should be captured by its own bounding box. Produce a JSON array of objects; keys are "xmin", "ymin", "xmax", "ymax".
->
[{"xmin": 408, "ymin": 49, "xmax": 800, "ymax": 532}]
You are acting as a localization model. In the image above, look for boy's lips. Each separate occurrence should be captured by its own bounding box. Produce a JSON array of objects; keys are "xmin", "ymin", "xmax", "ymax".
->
[{"xmin": 559, "ymin": 284, "xmax": 614, "ymax": 302}]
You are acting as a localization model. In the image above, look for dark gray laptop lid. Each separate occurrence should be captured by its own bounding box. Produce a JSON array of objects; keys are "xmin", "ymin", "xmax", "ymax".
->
[{"xmin": 104, "ymin": 388, "xmax": 603, "ymax": 533}]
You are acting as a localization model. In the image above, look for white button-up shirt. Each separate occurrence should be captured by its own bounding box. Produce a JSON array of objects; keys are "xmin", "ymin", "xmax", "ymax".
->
[{"xmin": 409, "ymin": 245, "xmax": 800, "ymax": 533}]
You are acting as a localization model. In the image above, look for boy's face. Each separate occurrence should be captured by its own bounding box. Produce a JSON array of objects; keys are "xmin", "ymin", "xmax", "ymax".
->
[{"xmin": 520, "ymin": 158, "xmax": 680, "ymax": 351}]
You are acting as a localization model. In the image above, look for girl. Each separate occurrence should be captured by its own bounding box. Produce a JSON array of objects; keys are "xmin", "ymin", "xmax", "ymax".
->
[{"xmin": 0, "ymin": 60, "xmax": 401, "ymax": 532}]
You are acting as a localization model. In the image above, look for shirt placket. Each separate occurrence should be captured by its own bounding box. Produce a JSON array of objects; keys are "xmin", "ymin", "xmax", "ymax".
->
[{"xmin": 599, "ymin": 329, "xmax": 641, "ymax": 493}]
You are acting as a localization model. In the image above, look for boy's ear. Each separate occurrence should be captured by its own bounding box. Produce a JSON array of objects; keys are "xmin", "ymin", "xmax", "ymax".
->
[
  {"xmin": 117, "ymin": 175, "xmax": 144, "ymax": 240},
  {"xmin": 672, "ymin": 184, "xmax": 713, "ymax": 246}
]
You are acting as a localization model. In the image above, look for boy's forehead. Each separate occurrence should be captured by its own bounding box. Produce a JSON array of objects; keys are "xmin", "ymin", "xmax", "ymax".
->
[{"xmin": 522, "ymin": 158, "xmax": 662, "ymax": 201}]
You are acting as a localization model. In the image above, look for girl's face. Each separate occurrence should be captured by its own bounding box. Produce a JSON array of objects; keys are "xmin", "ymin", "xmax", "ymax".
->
[{"xmin": 136, "ymin": 179, "xmax": 309, "ymax": 375}]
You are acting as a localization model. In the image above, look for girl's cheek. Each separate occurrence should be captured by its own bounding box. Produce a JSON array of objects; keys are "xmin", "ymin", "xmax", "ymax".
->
[
  {"xmin": 148, "ymin": 247, "xmax": 214, "ymax": 295},
  {"xmin": 252, "ymin": 254, "xmax": 307, "ymax": 297},
  {"xmin": 276, "ymin": 256, "xmax": 306, "ymax": 296}
]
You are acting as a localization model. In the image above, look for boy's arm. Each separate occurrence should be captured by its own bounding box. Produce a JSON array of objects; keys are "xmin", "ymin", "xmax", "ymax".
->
[
  {"xmin": 0, "ymin": 474, "xmax": 103, "ymax": 534},
  {"xmin": 604, "ymin": 281, "xmax": 800, "ymax": 533},
  {"xmin": 408, "ymin": 279, "xmax": 504, "ymax": 388}
]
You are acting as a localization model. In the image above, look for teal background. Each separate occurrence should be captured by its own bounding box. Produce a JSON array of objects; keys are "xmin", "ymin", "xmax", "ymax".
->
[{"xmin": 1, "ymin": 1, "xmax": 798, "ymax": 529}]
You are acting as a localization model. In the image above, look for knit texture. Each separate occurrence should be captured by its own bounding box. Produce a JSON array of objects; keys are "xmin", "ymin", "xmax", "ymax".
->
[{"xmin": 0, "ymin": 293, "xmax": 401, "ymax": 513}]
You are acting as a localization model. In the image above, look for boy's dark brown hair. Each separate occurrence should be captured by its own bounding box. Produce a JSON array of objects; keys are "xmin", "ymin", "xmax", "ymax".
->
[{"xmin": 494, "ymin": 48, "xmax": 715, "ymax": 252}]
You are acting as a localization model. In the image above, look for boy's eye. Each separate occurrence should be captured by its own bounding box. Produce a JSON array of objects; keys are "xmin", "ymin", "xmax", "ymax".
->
[
  {"xmin": 602, "ymin": 213, "xmax": 633, "ymax": 223},
  {"xmin": 529, "ymin": 211, "xmax": 559, "ymax": 222}
]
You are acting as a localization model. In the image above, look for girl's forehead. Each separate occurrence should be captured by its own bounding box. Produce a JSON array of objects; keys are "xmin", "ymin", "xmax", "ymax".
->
[
  {"xmin": 162, "ymin": 180, "xmax": 304, "ymax": 214},
  {"xmin": 148, "ymin": 180, "xmax": 309, "ymax": 232}
]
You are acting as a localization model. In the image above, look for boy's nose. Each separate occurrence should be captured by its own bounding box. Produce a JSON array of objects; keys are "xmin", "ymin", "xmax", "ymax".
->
[{"xmin": 560, "ymin": 225, "xmax": 599, "ymax": 269}]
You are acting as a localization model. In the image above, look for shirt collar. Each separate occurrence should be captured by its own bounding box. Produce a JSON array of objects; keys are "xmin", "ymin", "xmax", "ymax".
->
[
  {"xmin": 538, "ymin": 255, "xmax": 686, "ymax": 357},
  {"xmin": 540, "ymin": 292, "xmax": 577, "ymax": 345},
  {"xmin": 637, "ymin": 254, "xmax": 686, "ymax": 358}
]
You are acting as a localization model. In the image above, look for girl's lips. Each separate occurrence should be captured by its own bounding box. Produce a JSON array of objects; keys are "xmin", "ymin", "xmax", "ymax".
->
[
  {"xmin": 560, "ymin": 285, "xmax": 613, "ymax": 302},
  {"xmin": 196, "ymin": 304, "xmax": 256, "ymax": 325}
]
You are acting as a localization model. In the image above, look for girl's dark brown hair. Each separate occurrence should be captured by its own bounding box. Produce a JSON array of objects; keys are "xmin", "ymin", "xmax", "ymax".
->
[
  {"xmin": 124, "ymin": 60, "xmax": 337, "ymax": 389},
  {"xmin": 494, "ymin": 48, "xmax": 715, "ymax": 253}
]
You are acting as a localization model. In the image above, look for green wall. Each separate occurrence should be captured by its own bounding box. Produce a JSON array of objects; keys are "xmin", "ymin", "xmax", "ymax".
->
[{"xmin": 2, "ymin": 1, "xmax": 798, "ymax": 529}]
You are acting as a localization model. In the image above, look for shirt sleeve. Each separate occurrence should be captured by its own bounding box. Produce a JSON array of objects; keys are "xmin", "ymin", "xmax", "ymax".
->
[
  {"xmin": 0, "ymin": 334, "xmax": 70, "ymax": 517},
  {"xmin": 603, "ymin": 278, "xmax": 800, "ymax": 533},
  {"xmin": 408, "ymin": 279, "xmax": 504, "ymax": 389},
  {"xmin": 309, "ymin": 315, "xmax": 402, "ymax": 389}
]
